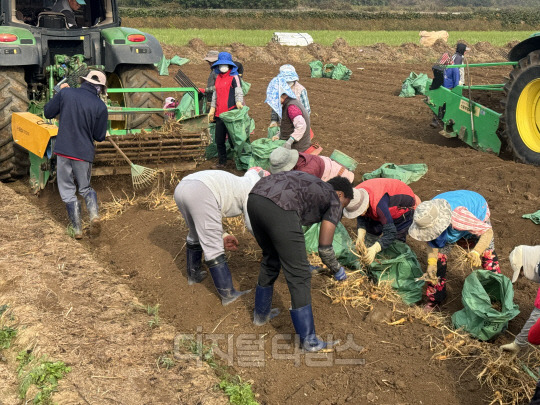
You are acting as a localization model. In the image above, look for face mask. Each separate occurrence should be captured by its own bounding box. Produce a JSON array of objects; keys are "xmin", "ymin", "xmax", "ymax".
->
[
  {"xmin": 219, "ymin": 65, "xmax": 229, "ymax": 73},
  {"xmin": 287, "ymin": 81, "xmax": 294, "ymax": 87}
]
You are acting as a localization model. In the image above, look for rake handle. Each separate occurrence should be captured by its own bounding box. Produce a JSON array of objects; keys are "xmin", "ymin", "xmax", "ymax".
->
[{"xmin": 107, "ymin": 137, "xmax": 134, "ymax": 166}]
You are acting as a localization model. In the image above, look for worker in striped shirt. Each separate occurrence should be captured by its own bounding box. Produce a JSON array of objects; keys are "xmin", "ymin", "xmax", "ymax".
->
[{"xmin": 408, "ymin": 190, "xmax": 500, "ymax": 312}]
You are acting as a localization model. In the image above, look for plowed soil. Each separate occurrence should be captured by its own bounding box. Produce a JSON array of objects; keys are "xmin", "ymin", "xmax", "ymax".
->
[{"xmin": 4, "ymin": 44, "xmax": 540, "ymax": 404}]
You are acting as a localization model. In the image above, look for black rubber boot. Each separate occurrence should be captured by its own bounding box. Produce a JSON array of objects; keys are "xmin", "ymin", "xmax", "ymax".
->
[
  {"xmin": 66, "ymin": 200, "xmax": 83, "ymax": 240},
  {"xmin": 253, "ymin": 284, "xmax": 280, "ymax": 326},
  {"xmin": 186, "ymin": 241, "xmax": 207, "ymax": 285},
  {"xmin": 206, "ymin": 254, "xmax": 250, "ymax": 306},
  {"xmin": 290, "ymin": 304, "xmax": 338, "ymax": 352},
  {"xmin": 83, "ymin": 189, "xmax": 101, "ymax": 236}
]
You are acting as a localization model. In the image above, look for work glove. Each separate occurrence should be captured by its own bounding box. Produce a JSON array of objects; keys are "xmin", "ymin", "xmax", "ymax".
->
[
  {"xmin": 208, "ymin": 107, "xmax": 216, "ymax": 123},
  {"xmin": 500, "ymin": 341, "xmax": 520, "ymax": 354},
  {"xmin": 269, "ymin": 121, "xmax": 278, "ymax": 128},
  {"xmin": 356, "ymin": 228, "xmax": 367, "ymax": 247},
  {"xmin": 466, "ymin": 250, "xmax": 482, "ymax": 268},
  {"xmin": 426, "ymin": 263, "xmax": 438, "ymax": 284},
  {"xmin": 334, "ymin": 267, "xmax": 347, "ymax": 281},
  {"xmin": 235, "ymin": 101, "xmax": 244, "ymax": 109},
  {"xmin": 363, "ymin": 242, "xmax": 381, "ymax": 265},
  {"xmin": 284, "ymin": 137, "xmax": 294, "ymax": 150},
  {"xmin": 223, "ymin": 233, "xmax": 239, "ymax": 251},
  {"xmin": 271, "ymin": 135, "xmax": 280, "ymax": 141},
  {"xmin": 467, "ymin": 229, "xmax": 493, "ymax": 269}
]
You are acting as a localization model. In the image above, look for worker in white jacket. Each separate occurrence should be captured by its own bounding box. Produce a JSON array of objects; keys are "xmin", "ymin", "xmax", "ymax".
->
[{"xmin": 174, "ymin": 167, "xmax": 269, "ymax": 305}]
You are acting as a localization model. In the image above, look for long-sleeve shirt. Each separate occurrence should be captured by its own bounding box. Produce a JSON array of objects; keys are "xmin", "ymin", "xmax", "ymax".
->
[
  {"xmin": 44, "ymin": 82, "xmax": 108, "ymax": 163},
  {"xmin": 443, "ymin": 67, "xmax": 460, "ymax": 89},
  {"xmin": 271, "ymin": 81, "xmax": 310, "ymax": 122},
  {"xmin": 210, "ymin": 72, "xmax": 243, "ymax": 117},
  {"xmin": 293, "ymin": 153, "xmax": 354, "ymax": 183}
]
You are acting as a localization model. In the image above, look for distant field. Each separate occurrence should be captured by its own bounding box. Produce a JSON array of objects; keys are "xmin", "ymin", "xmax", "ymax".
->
[{"xmin": 143, "ymin": 28, "xmax": 531, "ymax": 47}]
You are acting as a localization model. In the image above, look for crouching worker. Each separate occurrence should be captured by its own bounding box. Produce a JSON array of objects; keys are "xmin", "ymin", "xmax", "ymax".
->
[
  {"xmin": 44, "ymin": 70, "xmax": 108, "ymax": 239},
  {"xmin": 500, "ymin": 245, "xmax": 540, "ymax": 354},
  {"xmin": 269, "ymin": 147, "xmax": 354, "ymax": 183},
  {"xmin": 174, "ymin": 167, "xmax": 269, "ymax": 306},
  {"xmin": 343, "ymin": 178, "xmax": 420, "ymax": 265},
  {"xmin": 265, "ymin": 75, "xmax": 311, "ymax": 152},
  {"xmin": 247, "ymin": 172, "xmax": 352, "ymax": 352},
  {"xmin": 408, "ymin": 190, "xmax": 499, "ymax": 312}
]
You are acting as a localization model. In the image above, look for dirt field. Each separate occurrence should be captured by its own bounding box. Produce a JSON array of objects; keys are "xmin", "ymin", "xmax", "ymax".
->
[{"xmin": 2, "ymin": 42, "xmax": 540, "ymax": 404}]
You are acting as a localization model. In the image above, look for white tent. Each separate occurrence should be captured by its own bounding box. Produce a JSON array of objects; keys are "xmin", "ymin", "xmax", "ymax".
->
[{"xmin": 272, "ymin": 32, "xmax": 313, "ymax": 47}]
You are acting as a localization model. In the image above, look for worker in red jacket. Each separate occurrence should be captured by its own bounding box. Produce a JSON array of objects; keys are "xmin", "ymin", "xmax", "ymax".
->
[{"xmin": 343, "ymin": 178, "xmax": 420, "ymax": 265}]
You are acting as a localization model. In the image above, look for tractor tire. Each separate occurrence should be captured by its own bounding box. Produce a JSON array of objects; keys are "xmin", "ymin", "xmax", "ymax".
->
[
  {"xmin": 501, "ymin": 50, "xmax": 540, "ymax": 166},
  {"xmin": 0, "ymin": 67, "xmax": 30, "ymax": 182},
  {"xmin": 107, "ymin": 65, "xmax": 164, "ymax": 130}
]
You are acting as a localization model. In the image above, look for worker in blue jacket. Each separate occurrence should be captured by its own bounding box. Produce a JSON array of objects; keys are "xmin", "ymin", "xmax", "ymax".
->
[
  {"xmin": 443, "ymin": 65, "xmax": 460, "ymax": 90},
  {"xmin": 44, "ymin": 70, "xmax": 108, "ymax": 239}
]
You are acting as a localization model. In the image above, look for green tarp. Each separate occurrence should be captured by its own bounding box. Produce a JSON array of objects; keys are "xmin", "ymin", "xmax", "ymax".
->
[
  {"xmin": 368, "ymin": 241, "xmax": 424, "ymax": 305},
  {"xmin": 362, "ymin": 163, "xmax": 428, "ymax": 185},
  {"xmin": 523, "ymin": 210, "xmax": 540, "ymax": 225},
  {"xmin": 247, "ymin": 138, "xmax": 285, "ymax": 170},
  {"xmin": 452, "ymin": 270, "xmax": 520, "ymax": 341},
  {"xmin": 399, "ymin": 72, "xmax": 429, "ymax": 98},
  {"xmin": 304, "ymin": 222, "xmax": 360, "ymax": 270},
  {"xmin": 155, "ymin": 55, "xmax": 190, "ymax": 76}
]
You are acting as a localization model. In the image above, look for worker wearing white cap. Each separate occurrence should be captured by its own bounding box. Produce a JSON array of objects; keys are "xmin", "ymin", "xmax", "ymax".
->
[{"xmin": 500, "ymin": 245, "xmax": 540, "ymax": 354}]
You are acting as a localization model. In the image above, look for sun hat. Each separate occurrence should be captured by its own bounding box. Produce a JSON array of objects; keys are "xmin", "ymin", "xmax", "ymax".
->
[
  {"xmin": 343, "ymin": 187, "xmax": 369, "ymax": 219},
  {"xmin": 510, "ymin": 245, "xmax": 540, "ymax": 283},
  {"xmin": 407, "ymin": 199, "xmax": 452, "ymax": 241},
  {"xmin": 80, "ymin": 70, "xmax": 107, "ymax": 87},
  {"xmin": 279, "ymin": 64, "xmax": 299, "ymax": 83},
  {"xmin": 211, "ymin": 52, "xmax": 237, "ymax": 68},
  {"xmin": 203, "ymin": 50, "xmax": 219, "ymax": 63},
  {"xmin": 269, "ymin": 147, "xmax": 299, "ymax": 174}
]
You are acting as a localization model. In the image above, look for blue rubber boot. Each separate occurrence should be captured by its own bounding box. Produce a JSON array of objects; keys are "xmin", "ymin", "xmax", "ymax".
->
[
  {"xmin": 186, "ymin": 241, "xmax": 207, "ymax": 285},
  {"xmin": 66, "ymin": 200, "xmax": 82, "ymax": 240},
  {"xmin": 83, "ymin": 189, "xmax": 101, "ymax": 236},
  {"xmin": 253, "ymin": 284, "xmax": 280, "ymax": 326},
  {"xmin": 290, "ymin": 304, "xmax": 338, "ymax": 352},
  {"xmin": 206, "ymin": 254, "xmax": 250, "ymax": 306}
]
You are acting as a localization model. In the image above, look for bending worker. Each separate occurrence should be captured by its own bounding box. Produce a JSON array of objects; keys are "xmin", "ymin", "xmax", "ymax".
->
[
  {"xmin": 43, "ymin": 70, "xmax": 108, "ymax": 239},
  {"xmin": 269, "ymin": 147, "xmax": 354, "ymax": 183},
  {"xmin": 408, "ymin": 190, "xmax": 500, "ymax": 312},
  {"xmin": 343, "ymin": 178, "xmax": 419, "ymax": 265},
  {"xmin": 174, "ymin": 167, "xmax": 269, "ymax": 306},
  {"xmin": 265, "ymin": 75, "xmax": 311, "ymax": 152},
  {"xmin": 247, "ymin": 172, "xmax": 352, "ymax": 352}
]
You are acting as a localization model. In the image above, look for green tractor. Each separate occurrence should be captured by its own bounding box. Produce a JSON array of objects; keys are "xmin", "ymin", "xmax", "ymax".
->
[
  {"xmin": 0, "ymin": 0, "xmax": 207, "ymax": 191},
  {"xmin": 425, "ymin": 32, "xmax": 540, "ymax": 166}
]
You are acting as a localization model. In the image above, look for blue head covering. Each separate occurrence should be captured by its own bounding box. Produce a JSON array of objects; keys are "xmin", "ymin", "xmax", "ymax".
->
[
  {"xmin": 265, "ymin": 75, "xmax": 296, "ymax": 119},
  {"xmin": 279, "ymin": 64, "xmax": 299, "ymax": 82},
  {"xmin": 211, "ymin": 52, "xmax": 238, "ymax": 76}
]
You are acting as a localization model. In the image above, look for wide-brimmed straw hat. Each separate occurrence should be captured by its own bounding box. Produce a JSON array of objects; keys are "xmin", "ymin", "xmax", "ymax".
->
[
  {"xmin": 203, "ymin": 50, "xmax": 219, "ymax": 63},
  {"xmin": 269, "ymin": 147, "xmax": 299, "ymax": 174},
  {"xmin": 408, "ymin": 199, "xmax": 452, "ymax": 241},
  {"xmin": 343, "ymin": 187, "xmax": 369, "ymax": 219},
  {"xmin": 80, "ymin": 70, "xmax": 107, "ymax": 87}
]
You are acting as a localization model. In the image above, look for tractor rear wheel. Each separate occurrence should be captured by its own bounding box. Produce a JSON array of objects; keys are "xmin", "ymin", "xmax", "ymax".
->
[
  {"xmin": 501, "ymin": 50, "xmax": 540, "ymax": 166},
  {"xmin": 0, "ymin": 67, "xmax": 30, "ymax": 182},
  {"xmin": 107, "ymin": 65, "xmax": 165, "ymax": 130}
]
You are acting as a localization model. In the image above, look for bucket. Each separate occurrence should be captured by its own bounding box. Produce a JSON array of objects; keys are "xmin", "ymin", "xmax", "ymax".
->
[{"xmin": 330, "ymin": 149, "xmax": 358, "ymax": 172}]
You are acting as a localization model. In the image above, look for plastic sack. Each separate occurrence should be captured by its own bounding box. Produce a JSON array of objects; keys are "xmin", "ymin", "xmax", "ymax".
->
[
  {"xmin": 267, "ymin": 125, "xmax": 280, "ymax": 139},
  {"xmin": 331, "ymin": 63, "xmax": 352, "ymax": 81},
  {"xmin": 309, "ymin": 60, "xmax": 323, "ymax": 78},
  {"xmin": 241, "ymin": 80, "xmax": 251, "ymax": 96},
  {"xmin": 362, "ymin": 163, "xmax": 428, "ymax": 185},
  {"xmin": 219, "ymin": 107, "xmax": 255, "ymax": 171},
  {"xmin": 368, "ymin": 241, "xmax": 424, "ymax": 305},
  {"xmin": 303, "ymin": 222, "xmax": 360, "ymax": 270},
  {"xmin": 205, "ymin": 122, "xmax": 233, "ymax": 160},
  {"xmin": 399, "ymin": 72, "xmax": 417, "ymax": 98},
  {"xmin": 322, "ymin": 64, "xmax": 335, "ymax": 79},
  {"xmin": 452, "ymin": 270, "xmax": 520, "ymax": 341},
  {"xmin": 247, "ymin": 138, "xmax": 286, "ymax": 170},
  {"xmin": 411, "ymin": 73, "xmax": 429, "ymax": 95}
]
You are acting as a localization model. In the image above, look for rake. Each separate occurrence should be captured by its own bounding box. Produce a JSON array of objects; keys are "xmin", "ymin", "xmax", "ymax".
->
[{"xmin": 107, "ymin": 137, "xmax": 158, "ymax": 189}]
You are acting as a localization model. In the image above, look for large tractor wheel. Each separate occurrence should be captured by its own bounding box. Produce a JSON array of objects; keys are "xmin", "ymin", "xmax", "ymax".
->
[
  {"xmin": 0, "ymin": 67, "xmax": 30, "ymax": 182},
  {"xmin": 501, "ymin": 50, "xmax": 540, "ymax": 166},
  {"xmin": 107, "ymin": 65, "xmax": 164, "ymax": 130}
]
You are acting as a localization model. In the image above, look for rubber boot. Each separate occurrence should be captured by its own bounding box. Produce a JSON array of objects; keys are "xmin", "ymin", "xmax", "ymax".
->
[
  {"xmin": 186, "ymin": 241, "xmax": 207, "ymax": 285},
  {"xmin": 206, "ymin": 254, "xmax": 250, "ymax": 306},
  {"xmin": 253, "ymin": 284, "xmax": 280, "ymax": 326},
  {"xmin": 66, "ymin": 200, "xmax": 83, "ymax": 240},
  {"xmin": 290, "ymin": 304, "xmax": 338, "ymax": 352},
  {"xmin": 84, "ymin": 189, "xmax": 101, "ymax": 236}
]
